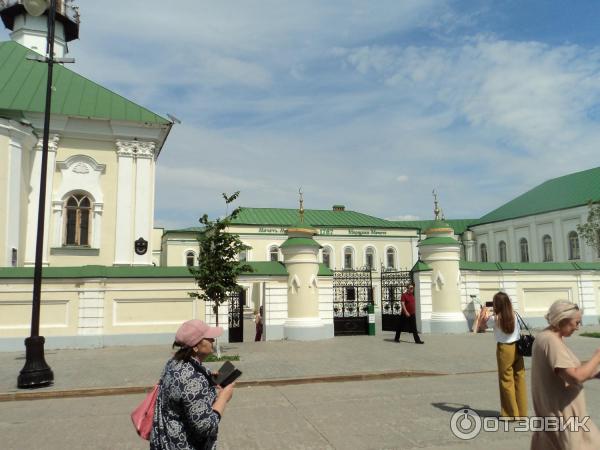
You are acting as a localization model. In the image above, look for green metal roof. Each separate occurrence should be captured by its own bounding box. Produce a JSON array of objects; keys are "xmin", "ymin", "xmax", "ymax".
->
[
  {"xmin": 418, "ymin": 236, "xmax": 460, "ymax": 246},
  {"xmin": 411, "ymin": 260, "xmax": 432, "ymax": 272},
  {"xmin": 0, "ymin": 41, "xmax": 169, "ymax": 125},
  {"xmin": 392, "ymin": 219, "xmax": 475, "ymax": 234},
  {"xmin": 0, "ymin": 262, "xmax": 334, "ymax": 279},
  {"xmin": 280, "ymin": 237, "xmax": 321, "ymax": 249},
  {"xmin": 475, "ymin": 166, "xmax": 600, "ymax": 225},
  {"xmin": 230, "ymin": 207, "xmax": 412, "ymax": 229},
  {"xmin": 459, "ymin": 261, "xmax": 600, "ymax": 271}
]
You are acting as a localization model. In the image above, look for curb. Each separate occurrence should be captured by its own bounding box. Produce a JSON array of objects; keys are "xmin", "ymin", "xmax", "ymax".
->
[{"xmin": 0, "ymin": 369, "xmax": 447, "ymax": 402}]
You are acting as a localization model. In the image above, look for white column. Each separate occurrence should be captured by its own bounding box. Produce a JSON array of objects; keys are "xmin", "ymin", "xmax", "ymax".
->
[
  {"xmin": 529, "ymin": 222, "xmax": 539, "ymax": 262},
  {"xmin": 132, "ymin": 142, "xmax": 155, "ymax": 266},
  {"xmin": 508, "ymin": 224, "xmax": 517, "ymax": 262},
  {"xmin": 488, "ymin": 230, "xmax": 495, "ymax": 261},
  {"xmin": 554, "ymin": 219, "xmax": 565, "ymax": 261},
  {"xmin": 6, "ymin": 134, "xmax": 24, "ymax": 265},
  {"xmin": 51, "ymin": 200, "xmax": 63, "ymax": 247},
  {"xmin": 92, "ymin": 203, "xmax": 103, "ymax": 249},
  {"xmin": 24, "ymin": 135, "xmax": 59, "ymax": 266},
  {"xmin": 114, "ymin": 141, "xmax": 135, "ymax": 265}
]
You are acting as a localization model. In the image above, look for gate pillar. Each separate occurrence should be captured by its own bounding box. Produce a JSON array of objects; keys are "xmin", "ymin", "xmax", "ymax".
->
[
  {"xmin": 418, "ymin": 220, "xmax": 468, "ymax": 333},
  {"xmin": 280, "ymin": 223, "xmax": 331, "ymax": 340}
]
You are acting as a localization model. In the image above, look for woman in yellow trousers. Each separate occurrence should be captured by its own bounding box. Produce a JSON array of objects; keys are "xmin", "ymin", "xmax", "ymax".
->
[{"xmin": 489, "ymin": 292, "xmax": 527, "ymax": 419}]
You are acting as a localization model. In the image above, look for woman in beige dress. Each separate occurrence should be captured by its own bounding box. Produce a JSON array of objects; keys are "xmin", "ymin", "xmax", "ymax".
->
[{"xmin": 530, "ymin": 300, "xmax": 600, "ymax": 450}]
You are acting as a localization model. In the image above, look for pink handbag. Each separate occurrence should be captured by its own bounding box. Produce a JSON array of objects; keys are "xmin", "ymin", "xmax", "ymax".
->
[{"xmin": 131, "ymin": 384, "xmax": 159, "ymax": 440}]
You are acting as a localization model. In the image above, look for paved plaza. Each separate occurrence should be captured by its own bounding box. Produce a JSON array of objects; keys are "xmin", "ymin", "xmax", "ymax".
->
[{"xmin": 1, "ymin": 326, "xmax": 600, "ymax": 449}]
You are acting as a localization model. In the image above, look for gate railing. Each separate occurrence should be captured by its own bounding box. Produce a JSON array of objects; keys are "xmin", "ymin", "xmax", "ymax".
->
[{"xmin": 380, "ymin": 268, "xmax": 412, "ymax": 331}]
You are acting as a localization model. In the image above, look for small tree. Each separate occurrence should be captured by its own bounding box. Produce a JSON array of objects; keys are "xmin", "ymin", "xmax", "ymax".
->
[
  {"xmin": 189, "ymin": 192, "xmax": 252, "ymax": 348},
  {"xmin": 577, "ymin": 201, "xmax": 600, "ymax": 256}
]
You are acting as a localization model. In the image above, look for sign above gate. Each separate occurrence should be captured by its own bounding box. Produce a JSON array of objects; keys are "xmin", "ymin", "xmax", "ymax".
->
[{"xmin": 236, "ymin": 226, "xmax": 417, "ymax": 238}]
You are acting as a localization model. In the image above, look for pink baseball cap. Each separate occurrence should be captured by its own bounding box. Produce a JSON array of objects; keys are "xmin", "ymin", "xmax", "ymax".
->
[{"xmin": 175, "ymin": 320, "xmax": 223, "ymax": 347}]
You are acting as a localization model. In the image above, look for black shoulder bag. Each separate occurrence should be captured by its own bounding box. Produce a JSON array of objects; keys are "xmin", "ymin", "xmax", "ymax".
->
[{"xmin": 515, "ymin": 312, "xmax": 535, "ymax": 357}]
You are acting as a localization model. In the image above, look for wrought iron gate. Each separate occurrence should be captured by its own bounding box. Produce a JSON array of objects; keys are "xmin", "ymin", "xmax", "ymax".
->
[
  {"xmin": 380, "ymin": 268, "xmax": 412, "ymax": 332},
  {"xmin": 228, "ymin": 290, "xmax": 245, "ymax": 343},
  {"xmin": 333, "ymin": 268, "xmax": 373, "ymax": 336}
]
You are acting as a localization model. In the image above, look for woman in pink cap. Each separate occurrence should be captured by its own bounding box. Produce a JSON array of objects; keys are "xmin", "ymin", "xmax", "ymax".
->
[{"xmin": 150, "ymin": 319, "xmax": 235, "ymax": 449}]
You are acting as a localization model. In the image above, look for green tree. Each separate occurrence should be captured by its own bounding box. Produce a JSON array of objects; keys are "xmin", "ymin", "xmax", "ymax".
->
[
  {"xmin": 189, "ymin": 192, "xmax": 252, "ymax": 331},
  {"xmin": 576, "ymin": 201, "xmax": 600, "ymax": 255}
]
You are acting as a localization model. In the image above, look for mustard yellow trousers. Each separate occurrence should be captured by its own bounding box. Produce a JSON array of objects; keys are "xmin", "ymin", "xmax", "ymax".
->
[{"xmin": 496, "ymin": 342, "xmax": 527, "ymax": 418}]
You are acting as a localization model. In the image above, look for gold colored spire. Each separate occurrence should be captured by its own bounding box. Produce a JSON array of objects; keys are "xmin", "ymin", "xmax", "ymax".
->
[
  {"xmin": 432, "ymin": 189, "xmax": 442, "ymax": 221},
  {"xmin": 298, "ymin": 187, "xmax": 304, "ymax": 223}
]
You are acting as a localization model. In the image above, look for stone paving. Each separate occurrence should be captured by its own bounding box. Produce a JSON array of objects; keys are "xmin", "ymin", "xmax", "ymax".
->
[{"xmin": 1, "ymin": 325, "xmax": 599, "ymax": 449}]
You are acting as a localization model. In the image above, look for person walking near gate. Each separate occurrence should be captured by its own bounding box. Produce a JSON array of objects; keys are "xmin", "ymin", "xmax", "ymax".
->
[{"xmin": 394, "ymin": 283, "xmax": 424, "ymax": 344}]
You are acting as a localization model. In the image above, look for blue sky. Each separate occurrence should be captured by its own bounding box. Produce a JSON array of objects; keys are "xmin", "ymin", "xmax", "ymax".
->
[{"xmin": 4, "ymin": 0, "xmax": 600, "ymax": 228}]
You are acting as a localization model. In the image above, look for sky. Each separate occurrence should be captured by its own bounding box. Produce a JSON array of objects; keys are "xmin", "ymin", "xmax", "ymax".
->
[{"xmin": 4, "ymin": 0, "xmax": 600, "ymax": 229}]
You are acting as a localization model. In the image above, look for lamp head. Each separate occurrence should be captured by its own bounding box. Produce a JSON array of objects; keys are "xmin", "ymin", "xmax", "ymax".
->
[{"xmin": 23, "ymin": 0, "xmax": 50, "ymax": 17}]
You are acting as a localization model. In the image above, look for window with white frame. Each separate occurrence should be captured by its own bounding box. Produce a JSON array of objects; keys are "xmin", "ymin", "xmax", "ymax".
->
[
  {"xmin": 322, "ymin": 246, "xmax": 332, "ymax": 268},
  {"xmin": 186, "ymin": 251, "xmax": 196, "ymax": 267},
  {"xmin": 568, "ymin": 231, "xmax": 580, "ymax": 260},
  {"xmin": 343, "ymin": 247, "xmax": 354, "ymax": 269},
  {"xmin": 269, "ymin": 245, "xmax": 279, "ymax": 262},
  {"xmin": 519, "ymin": 238, "xmax": 529, "ymax": 262},
  {"xmin": 597, "ymin": 230, "xmax": 600, "ymax": 258},
  {"xmin": 480, "ymin": 243, "xmax": 488, "ymax": 262},
  {"xmin": 498, "ymin": 241, "xmax": 507, "ymax": 262},
  {"xmin": 239, "ymin": 249, "xmax": 248, "ymax": 262},
  {"xmin": 365, "ymin": 247, "xmax": 375, "ymax": 270},
  {"xmin": 64, "ymin": 193, "xmax": 91, "ymax": 246},
  {"xmin": 542, "ymin": 235, "xmax": 553, "ymax": 262},
  {"xmin": 386, "ymin": 248, "xmax": 396, "ymax": 269}
]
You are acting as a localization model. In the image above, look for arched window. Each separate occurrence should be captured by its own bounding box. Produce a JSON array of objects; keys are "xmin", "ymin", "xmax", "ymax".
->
[
  {"xmin": 365, "ymin": 247, "xmax": 375, "ymax": 270},
  {"xmin": 386, "ymin": 248, "xmax": 396, "ymax": 269},
  {"xmin": 542, "ymin": 235, "xmax": 553, "ymax": 262},
  {"xmin": 498, "ymin": 241, "xmax": 507, "ymax": 262},
  {"xmin": 269, "ymin": 245, "xmax": 279, "ymax": 262},
  {"xmin": 343, "ymin": 247, "xmax": 354, "ymax": 269},
  {"xmin": 480, "ymin": 243, "xmax": 488, "ymax": 262},
  {"xmin": 568, "ymin": 231, "xmax": 580, "ymax": 260},
  {"xmin": 186, "ymin": 251, "xmax": 196, "ymax": 267},
  {"xmin": 519, "ymin": 238, "xmax": 529, "ymax": 263},
  {"xmin": 322, "ymin": 247, "xmax": 332, "ymax": 268},
  {"xmin": 64, "ymin": 193, "xmax": 91, "ymax": 246}
]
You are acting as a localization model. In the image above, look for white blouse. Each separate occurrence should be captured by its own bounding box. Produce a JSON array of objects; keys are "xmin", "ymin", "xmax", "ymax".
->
[{"xmin": 487, "ymin": 313, "xmax": 521, "ymax": 343}]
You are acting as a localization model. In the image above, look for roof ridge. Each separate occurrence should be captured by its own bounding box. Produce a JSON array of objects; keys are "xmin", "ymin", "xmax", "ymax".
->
[
  {"xmin": 476, "ymin": 166, "xmax": 600, "ymax": 225},
  {"xmin": 0, "ymin": 40, "xmax": 169, "ymax": 124}
]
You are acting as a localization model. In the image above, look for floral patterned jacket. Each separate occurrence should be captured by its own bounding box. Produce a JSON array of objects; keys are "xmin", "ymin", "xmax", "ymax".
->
[{"xmin": 150, "ymin": 357, "xmax": 220, "ymax": 450}]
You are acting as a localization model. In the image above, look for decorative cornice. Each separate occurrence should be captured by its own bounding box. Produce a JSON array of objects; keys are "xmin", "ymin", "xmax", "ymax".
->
[
  {"xmin": 35, "ymin": 134, "xmax": 60, "ymax": 153},
  {"xmin": 115, "ymin": 140, "xmax": 156, "ymax": 158},
  {"xmin": 56, "ymin": 155, "xmax": 106, "ymax": 174}
]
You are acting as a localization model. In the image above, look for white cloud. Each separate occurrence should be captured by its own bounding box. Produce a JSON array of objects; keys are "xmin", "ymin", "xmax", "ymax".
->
[{"xmin": 4, "ymin": 1, "xmax": 600, "ymax": 230}]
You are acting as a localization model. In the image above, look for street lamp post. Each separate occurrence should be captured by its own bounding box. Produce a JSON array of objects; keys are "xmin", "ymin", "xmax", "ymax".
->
[{"xmin": 17, "ymin": 0, "xmax": 58, "ymax": 389}]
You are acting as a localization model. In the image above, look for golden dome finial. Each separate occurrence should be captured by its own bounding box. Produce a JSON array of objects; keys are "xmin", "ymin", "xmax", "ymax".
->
[
  {"xmin": 432, "ymin": 189, "xmax": 442, "ymax": 221},
  {"xmin": 298, "ymin": 187, "xmax": 304, "ymax": 224}
]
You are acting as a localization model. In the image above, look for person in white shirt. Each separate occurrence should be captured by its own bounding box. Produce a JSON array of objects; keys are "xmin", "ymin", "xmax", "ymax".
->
[{"xmin": 488, "ymin": 291, "xmax": 527, "ymax": 419}]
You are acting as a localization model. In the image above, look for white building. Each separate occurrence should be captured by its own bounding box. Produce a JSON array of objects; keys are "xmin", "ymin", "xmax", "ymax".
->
[
  {"xmin": 0, "ymin": 2, "xmax": 598, "ymax": 350},
  {"xmin": 0, "ymin": 1, "xmax": 172, "ymax": 269},
  {"xmin": 469, "ymin": 166, "xmax": 600, "ymax": 264}
]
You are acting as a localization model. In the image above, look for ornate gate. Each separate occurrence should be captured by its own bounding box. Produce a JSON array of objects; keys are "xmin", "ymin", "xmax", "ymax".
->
[
  {"xmin": 380, "ymin": 268, "xmax": 412, "ymax": 332},
  {"xmin": 228, "ymin": 290, "xmax": 245, "ymax": 343},
  {"xmin": 333, "ymin": 268, "xmax": 373, "ymax": 336}
]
